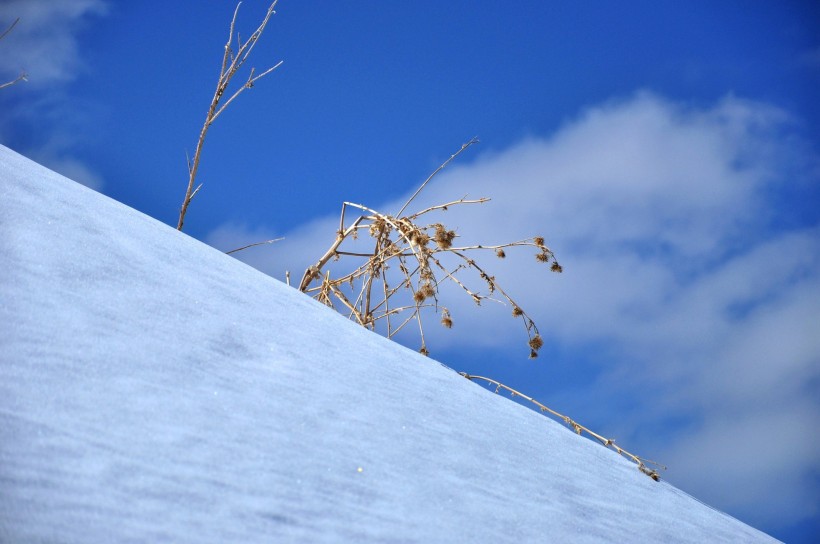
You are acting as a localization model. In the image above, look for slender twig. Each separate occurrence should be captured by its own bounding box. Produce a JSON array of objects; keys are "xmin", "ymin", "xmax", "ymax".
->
[
  {"xmin": 0, "ymin": 18, "xmax": 27, "ymax": 90},
  {"xmin": 396, "ymin": 137, "xmax": 479, "ymax": 217},
  {"xmin": 210, "ymin": 60, "xmax": 282, "ymax": 123},
  {"xmin": 328, "ymin": 282, "xmax": 365, "ymax": 325},
  {"xmin": 0, "ymin": 17, "xmax": 20, "ymax": 41},
  {"xmin": 0, "ymin": 72, "xmax": 27, "ymax": 90},
  {"xmin": 381, "ymin": 261, "xmax": 392, "ymax": 335},
  {"xmin": 460, "ymin": 373, "xmax": 666, "ymax": 480},
  {"xmin": 406, "ymin": 196, "xmax": 490, "ymax": 220},
  {"xmin": 225, "ymin": 237, "xmax": 284, "ymax": 254},
  {"xmin": 177, "ymin": 1, "xmax": 282, "ymax": 231},
  {"xmin": 299, "ymin": 208, "xmax": 365, "ymax": 291}
]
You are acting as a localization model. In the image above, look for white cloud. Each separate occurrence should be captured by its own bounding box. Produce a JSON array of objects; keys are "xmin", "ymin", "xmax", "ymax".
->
[
  {"xmin": 210, "ymin": 92, "xmax": 820, "ymax": 530},
  {"xmin": 0, "ymin": 1, "xmax": 108, "ymax": 191},
  {"xmin": 207, "ymin": 217, "xmax": 332, "ymax": 286},
  {"xmin": 27, "ymin": 151, "xmax": 104, "ymax": 191},
  {"xmin": 0, "ymin": 0, "xmax": 107, "ymax": 86}
]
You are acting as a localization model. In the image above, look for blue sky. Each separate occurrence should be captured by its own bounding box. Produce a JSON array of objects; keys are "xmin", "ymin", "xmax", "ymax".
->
[{"xmin": 1, "ymin": 1, "xmax": 818, "ymax": 541}]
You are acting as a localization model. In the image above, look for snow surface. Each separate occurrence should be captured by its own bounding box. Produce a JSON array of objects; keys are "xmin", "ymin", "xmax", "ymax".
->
[{"xmin": 0, "ymin": 144, "xmax": 779, "ymax": 543}]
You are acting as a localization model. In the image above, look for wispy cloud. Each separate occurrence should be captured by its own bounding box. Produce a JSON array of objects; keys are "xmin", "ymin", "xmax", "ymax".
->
[
  {"xmin": 25, "ymin": 150, "xmax": 104, "ymax": 191},
  {"xmin": 211, "ymin": 92, "xmax": 819, "ymax": 531},
  {"xmin": 0, "ymin": 0, "xmax": 107, "ymax": 86},
  {"xmin": 0, "ymin": 0, "xmax": 107, "ymax": 190}
]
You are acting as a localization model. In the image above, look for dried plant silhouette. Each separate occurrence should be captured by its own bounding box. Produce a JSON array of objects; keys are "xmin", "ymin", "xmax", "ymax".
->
[
  {"xmin": 176, "ymin": 1, "xmax": 282, "ymax": 231},
  {"xmin": 297, "ymin": 138, "xmax": 562, "ymax": 358},
  {"xmin": 0, "ymin": 18, "xmax": 28, "ymax": 90},
  {"xmin": 460, "ymin": 373, "xmax": 666, "ymax": 480},
  {"xmin": 194, "ymin": 4, "xmax": 663, "ymax": 480}
]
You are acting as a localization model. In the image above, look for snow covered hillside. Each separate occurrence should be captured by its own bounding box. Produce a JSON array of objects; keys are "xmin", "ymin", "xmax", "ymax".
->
[{"xmin": 0, "ymin": 144, "xmax": 779, "ymax": 542}]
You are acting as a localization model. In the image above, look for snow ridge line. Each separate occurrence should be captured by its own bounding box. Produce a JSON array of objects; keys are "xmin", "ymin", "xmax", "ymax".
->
[{"xmin": 459, "ymin": 372, "xmax": 666, "ymax": 481}]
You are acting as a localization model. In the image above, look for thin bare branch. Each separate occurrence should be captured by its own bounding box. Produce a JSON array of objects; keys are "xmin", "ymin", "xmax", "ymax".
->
[
  {"xmin": 460, "ymin": 373, "xmax": 666, "ymax": 480},
  {"xmin": 210, "ymin": 60, "xmax": 283, "ymax": 123},
  {"xmin": 298, "ymin": 206, "xmax": 365, "ymax": 290},
  {"xmin": 0, "ymin": 72, "xmax": 27, "ymax": 90},
  {"xmin": 406, "ymin": 196, "xmax": 490, "ymax": 220},
  {"xmin": 225, "ymin": 237, "xmax": 284, "ymax": 255},
  {"xmin": 328, "ymin": 282, "xmax": 365, "ymax": 325},
  {"xmin": 396, "ymin": 137, "xmax": 479, "ymax": 217},
  {"xmin": 0, "ymin": 17, "xmax": 20, "ymax": 41},
  {"xmin": 176, "ymin": 1, "xmax": 281, "ymax": 231},
  {"xmin": 0, "ymin": 19, "xmax": 27, "ymax": 90}
]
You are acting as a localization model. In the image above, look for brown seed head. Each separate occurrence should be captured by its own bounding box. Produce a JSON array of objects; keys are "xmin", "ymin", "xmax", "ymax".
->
[
  {"xmin": 512, "ymin": 306, "xmax": 524, "ymax": 317},
  {"xmin": 536, "ymin": 252, "xmax": 549, "ymax": 263},
  {"xmin": 551, "ymin": 262, "xmax": 563, "ymax": 273},
  {"xmin": 496, "ymin": 248, "xmax": 506, "ymax": 259},
  {"xmin": 534, "ymin": 236, "xmax": 545, "ymax": 247},
  {"xmin": 529, "ymin": 334, "xmax": 544, "ymax": 351},
  {"xmin": 420, "ymin": 283, "xmax": 436, "ymax": 299},
  {"xmin": 440, "ymin": 308, "xmax": 453, "ymax": 329},
  {"xmin": 409, "ymin": 229, "xmax": 430, "ymax": 247},
  {"xmin": 433, "ymin": 224, "xmax": 456, "ymax": 249},
  {"xmin": 369, "ymin": 217, "xmax": 386, "ymax": 238}
]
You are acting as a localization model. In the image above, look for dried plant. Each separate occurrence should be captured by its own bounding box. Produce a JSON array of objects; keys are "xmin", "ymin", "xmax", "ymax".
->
[
  {"xmin": 176, "ymin": 1, "xmax": 282, "ymax": 231},
  {"xmin": 0, "ymin": 18, "xmax": 27, "ymax": 90},
  {"xmin": 298, "ymin": 138, "xmax": 562, "ymax": 357},
  {"xmin": 460, "ymin": 373, "xmax": 666, "ymax": 480}
]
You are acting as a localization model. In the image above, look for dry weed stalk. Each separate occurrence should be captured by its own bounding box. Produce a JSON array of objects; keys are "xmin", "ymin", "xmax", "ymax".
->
[
  {"xmin": 460, "ymin": 373, "xmax": 666, "ymax": 480},
  {"xmin": 0, "ymin": 18, "xmax": 27, "ymax": 90},
  {"xmin": 177, "ymin": 1, "xmax": 282, "ymax": 231},
  {"xmin": 298, "ymin": 138, "xmax": 562, "ymax": 357},
  {"xmin": 225, "ymin": 237, "xmax": 284, "ymax": 255}
]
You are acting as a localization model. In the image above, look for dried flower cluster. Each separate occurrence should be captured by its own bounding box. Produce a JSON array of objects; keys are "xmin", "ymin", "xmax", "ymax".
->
[{"xmin": 298, "ymin": 139, "xmax": 562, "ymax": 358}]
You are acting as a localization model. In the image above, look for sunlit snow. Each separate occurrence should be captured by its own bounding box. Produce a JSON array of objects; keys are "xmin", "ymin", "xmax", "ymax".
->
[{"xmin": 0, "ymin": 145, "xmax": 779, "ymax": 542}]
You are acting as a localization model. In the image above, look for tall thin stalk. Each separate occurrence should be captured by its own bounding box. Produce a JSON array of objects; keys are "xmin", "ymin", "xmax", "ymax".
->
[{"xmin": 177, "ymin": 1, "xmax": 282, "ymax": 231}]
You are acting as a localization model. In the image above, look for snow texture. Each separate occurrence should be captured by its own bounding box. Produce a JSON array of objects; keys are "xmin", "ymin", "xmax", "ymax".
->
[{"xmin": 0, "ymin": 144, "xmax": 779, "ymax": 542}]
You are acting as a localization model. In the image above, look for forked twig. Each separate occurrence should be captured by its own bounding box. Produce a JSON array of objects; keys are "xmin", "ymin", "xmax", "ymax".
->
[
  {"xmin": 395, "ymin": 137, "xmax": 479, "ymax": 217},
  {"xmin": 177, "ymin": 1, "xmax": 283, "ymax": 231}
]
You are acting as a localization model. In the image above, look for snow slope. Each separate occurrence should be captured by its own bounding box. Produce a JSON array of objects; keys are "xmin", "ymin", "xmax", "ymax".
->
[{"xmin": 0, "ymin": 144, "xmax": 778, "ymax": 543}]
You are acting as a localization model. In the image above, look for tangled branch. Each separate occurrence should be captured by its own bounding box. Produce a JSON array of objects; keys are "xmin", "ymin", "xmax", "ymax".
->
[{"xmin": 297, "ymin": 138, "xmax": 562, "ymax": 357}]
